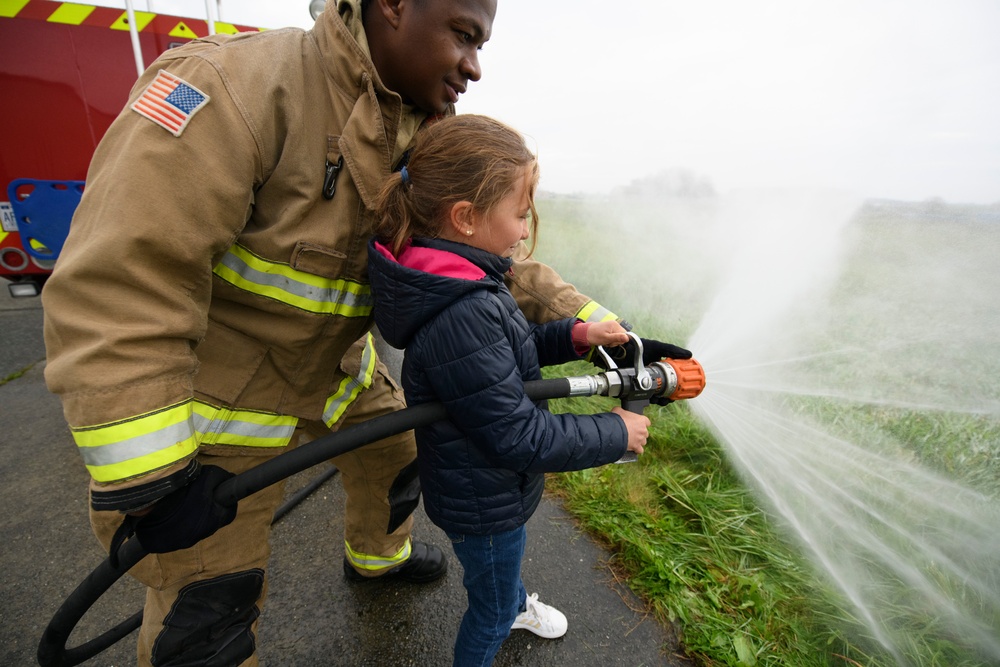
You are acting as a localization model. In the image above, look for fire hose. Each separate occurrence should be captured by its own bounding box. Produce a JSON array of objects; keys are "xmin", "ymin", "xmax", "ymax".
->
[{"xmin": 36, "ymin": 334, "xmax": 705, "ymax": 667}]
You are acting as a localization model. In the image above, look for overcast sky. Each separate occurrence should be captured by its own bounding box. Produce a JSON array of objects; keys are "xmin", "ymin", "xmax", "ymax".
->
[{"xmin": 96, "ymin": 1, "xmax": 1000, "ymax": 203}]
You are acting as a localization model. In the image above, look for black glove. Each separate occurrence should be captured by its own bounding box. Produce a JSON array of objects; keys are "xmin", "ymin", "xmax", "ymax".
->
[
  {"xmin": 593, "ymin": 337, "xmax": 693, "ymax": 369},
  {"xmin": 108, "ymin": 464, "xmax": 237, "ymax": 568},
  {"xmin": 636, "ymin": 338, "xmax": 693, "ymax": 364}
]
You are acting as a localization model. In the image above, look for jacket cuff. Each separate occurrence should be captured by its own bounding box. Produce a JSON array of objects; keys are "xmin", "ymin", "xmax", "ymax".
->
[
  {"xmin": 571, "ymin": 321, "xmax": 592, "ymax": 355},
  {"xmin": 90, "ymin": 459, "xmax": 200, "ymax": 513}
]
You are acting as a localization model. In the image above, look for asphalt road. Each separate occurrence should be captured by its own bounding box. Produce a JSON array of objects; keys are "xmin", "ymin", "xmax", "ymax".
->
[{"xmin": 0, "ymin": 286, "xmax": 690, "ymax": 667}]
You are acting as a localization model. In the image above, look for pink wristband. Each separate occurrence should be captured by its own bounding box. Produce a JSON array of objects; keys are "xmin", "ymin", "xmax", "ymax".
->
[{"xmin": 571, "ymin": 321, "xmax": 592, "ymax": 354}]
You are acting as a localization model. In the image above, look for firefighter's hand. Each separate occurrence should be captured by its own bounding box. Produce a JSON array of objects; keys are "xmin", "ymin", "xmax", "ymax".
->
[
  {"xmin": 613, "ymin": 407, "xmax": 650, "ymax": 456},
  {"xmin": 108, "ymin": 465, "xmax": 237, "ymax": 568}
]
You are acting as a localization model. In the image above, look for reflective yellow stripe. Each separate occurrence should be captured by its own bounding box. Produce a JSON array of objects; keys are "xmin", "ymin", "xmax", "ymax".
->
[
  {"xmin": 323, "ymin": 333, "xmax": 377, "ymax": 427},
  {"xmin": 344, "ymin": 538, "xmax": 411, "ymax": 572},
  {"xmin": 0, "ymin": 0, "xmax": 31, "ymax": 18},
  {"xmin": 212, "ymin": 22, "xmax": 242, "ymax": 35},
  {"xmin": 213, "ymin": 244, "xmax": 373, "ymax": 316},
  {"xmin": 192, "ymin": 402, "xmax": 298, "ymax": 447},
  {"xmin": 576, "ymin": 300, "xmax": 619, "ymax": 323},
  {"xmin": 46, "ymin": 2, "xmax": 93, "ymax": 24},
  {"xmin": 73, "ymin": 401, "xmax": 198, "ymax": 483},
  {"xmin": 109, "ymin": 10, "xmax": 155, "ymax": 31},
  {"xmin": 73, "ymin": 399, "xmax": 297, "ymax": 483},
  {"xmin": 3, "ymin": 0, "xmax": 264, "ymax": 33}
]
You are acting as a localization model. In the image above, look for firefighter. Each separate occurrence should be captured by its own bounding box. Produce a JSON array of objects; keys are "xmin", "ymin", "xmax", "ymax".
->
[{"xmin": 42, "ymin": 1, "xmax": 690, "ymax": 665}]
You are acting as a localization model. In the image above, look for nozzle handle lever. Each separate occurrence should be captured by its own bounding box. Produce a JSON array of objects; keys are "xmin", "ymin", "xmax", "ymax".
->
[{"xmin": 596, "ymin": 332, "xmax": 652, "ymax": 463}]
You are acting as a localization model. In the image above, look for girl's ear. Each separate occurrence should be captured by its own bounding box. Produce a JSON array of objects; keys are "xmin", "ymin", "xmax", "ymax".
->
[{"xmin": 447, "ymin": 201, "xmax": 476, "ymax": 237}]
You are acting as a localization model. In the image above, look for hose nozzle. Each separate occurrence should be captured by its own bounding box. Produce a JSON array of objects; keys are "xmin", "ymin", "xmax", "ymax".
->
[
  {"xmin": 590, "ymin": 333, "xmax": 706, "ymax": 407},
  {"xmin": 652, "ymin": 357, "xmax": 707, "ymax": 401}
]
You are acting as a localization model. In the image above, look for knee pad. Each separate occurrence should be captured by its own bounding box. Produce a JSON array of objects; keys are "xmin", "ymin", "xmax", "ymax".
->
[
  {"xmin": 387, "ymin": 458, "xmax": 421, "ymax": 534},
  {"xmin": 151, "ymin": 569, "xmax": 264, "ymax": 667}
]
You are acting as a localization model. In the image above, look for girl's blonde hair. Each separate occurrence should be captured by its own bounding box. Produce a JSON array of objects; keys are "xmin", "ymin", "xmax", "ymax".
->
[{"xmin": 374, "ymin": 114, "xmax": 540, "ymax": 256}]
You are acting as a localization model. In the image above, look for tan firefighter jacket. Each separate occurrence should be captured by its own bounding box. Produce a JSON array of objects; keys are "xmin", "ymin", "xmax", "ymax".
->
[{"xmin": 42, "ymin": 2, "xmax": 620, "ymax": 502}]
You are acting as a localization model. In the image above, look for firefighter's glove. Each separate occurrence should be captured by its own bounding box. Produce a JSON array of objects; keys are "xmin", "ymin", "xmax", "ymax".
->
[
  {"xmin": 108, "ymin": 465, "xmax": 237, "ymax": 569},
  {"xmin": 640, "ymin": 338, "xmax": 693, "ymax": 363},
  {"xmin": 593, "ymin": 337, "xmax": 693, "ymax": 369},
  {"xmin": 651, "ymin": 392, "xmax": 677, "ymax": 407}
]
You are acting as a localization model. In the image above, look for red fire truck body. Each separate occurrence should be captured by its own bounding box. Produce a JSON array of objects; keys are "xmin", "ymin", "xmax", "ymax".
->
[{"xmin": 0, "ymin": 0, "xmax": 264, "ymax": 296}]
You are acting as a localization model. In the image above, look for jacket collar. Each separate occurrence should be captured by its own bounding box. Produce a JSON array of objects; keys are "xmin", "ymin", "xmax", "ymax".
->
[
  {"xmin": 411, "ymin": 237, "xmax": 514, "ymax": 281},
  {"xmin": 311, "ymin": 5, "xmax": 454, "ymax": 210},
  {"xmin": 368, "ymin": 236, "xmax": 508, "ymax": 350}
]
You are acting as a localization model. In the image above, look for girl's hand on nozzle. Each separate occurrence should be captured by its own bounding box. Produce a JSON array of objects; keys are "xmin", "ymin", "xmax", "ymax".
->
[
  {"xmin": 587, "ymin": 321, "xmax": 630, "ymax": 347},
  {"xmin": 612, "ymin": 407, "xmax": 650, "ymax": 456}
]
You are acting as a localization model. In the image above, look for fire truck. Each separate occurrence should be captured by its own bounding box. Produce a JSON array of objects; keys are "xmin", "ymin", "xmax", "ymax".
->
[{"xmin": 0, "ymin": 0, "xmax": 321, "ymax": 297}]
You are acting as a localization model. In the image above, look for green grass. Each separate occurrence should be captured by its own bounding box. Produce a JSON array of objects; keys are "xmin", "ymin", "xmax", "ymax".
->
[
  {"xmin": 532, "ymin": 196, "xmax": 1000, "ymax": 667},
  {"xmin": 545, "ymin": 383, "xmax": 998, "ymax": 666},
  {"xmin": 1, "ymin": 362, "xmax": 36, "ymax": 386},
  {"xmin": 544, "ymin": 379, "xmax": 855, "ymax": 667}
]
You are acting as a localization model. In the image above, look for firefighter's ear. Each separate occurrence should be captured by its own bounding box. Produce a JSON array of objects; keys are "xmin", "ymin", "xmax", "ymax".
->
[
  {"xmin": 374, "ymin": 0, "xmax": 404, "ymax": 29},
  {"xmin": 447, "ymin": 201, "xmax": 476, "ymax": 238}
]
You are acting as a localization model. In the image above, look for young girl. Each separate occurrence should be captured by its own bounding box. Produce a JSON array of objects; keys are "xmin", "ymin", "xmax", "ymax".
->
[{"xmin": 367, "ymin": 114, "xmax": 650, "ymax": 666}]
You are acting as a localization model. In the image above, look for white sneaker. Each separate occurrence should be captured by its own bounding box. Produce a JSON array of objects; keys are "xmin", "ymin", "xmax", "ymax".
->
[{"xmin": 510, "ymin": 592, "xmax": 568, "ymax": 639}]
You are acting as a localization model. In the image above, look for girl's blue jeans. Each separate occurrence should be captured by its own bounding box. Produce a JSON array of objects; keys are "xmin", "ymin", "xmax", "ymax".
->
[{"xmin": 446, "ymin": 526, "xmax": 528, "ymax": 667}]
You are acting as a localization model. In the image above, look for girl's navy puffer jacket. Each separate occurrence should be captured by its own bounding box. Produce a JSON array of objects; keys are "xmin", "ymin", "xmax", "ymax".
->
[{"xmin": 368, "ymin": 236, "xmax": 628, "ymax": 536}]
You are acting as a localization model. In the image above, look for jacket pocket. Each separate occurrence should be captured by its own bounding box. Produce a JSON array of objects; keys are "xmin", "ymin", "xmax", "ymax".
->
[
  {"xmin": 193, "ymin": 319, "xmax": 268, "ymax": 404},
  {"xmin": 290, "ymin": 240, "xmax": 348, "ymax": 280}
]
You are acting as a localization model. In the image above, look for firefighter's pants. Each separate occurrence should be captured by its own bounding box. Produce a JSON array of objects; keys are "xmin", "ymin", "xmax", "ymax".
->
[{"xmin": 90, "ymin": 365, "xmax": 416, "ymax": 667}]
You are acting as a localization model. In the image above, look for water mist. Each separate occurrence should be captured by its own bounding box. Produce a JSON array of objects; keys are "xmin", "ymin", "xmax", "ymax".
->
[
  {"xmin": 539, "ymin": 178, "xmax": 999, "ymax": 663},
  {"xmin": 685, "ymin": 191, "xmax": 1000, "ymax": 665}
]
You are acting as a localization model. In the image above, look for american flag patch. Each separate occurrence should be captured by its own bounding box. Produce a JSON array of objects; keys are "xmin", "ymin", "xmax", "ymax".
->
[{"xmin": 130, "ymin": 70, "xmax": 210, "ymax": 137}]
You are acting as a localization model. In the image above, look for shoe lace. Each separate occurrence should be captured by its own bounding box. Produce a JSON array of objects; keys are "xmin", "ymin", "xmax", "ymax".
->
[{"xmin": 521, "ymin": 593, "xmax": 546, "ymax": 624}]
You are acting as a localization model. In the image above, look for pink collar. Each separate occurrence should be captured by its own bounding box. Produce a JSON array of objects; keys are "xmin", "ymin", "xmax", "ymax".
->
[{"xmin": 375, "ymin": 240, "xmax": 486, "ymax": 280}]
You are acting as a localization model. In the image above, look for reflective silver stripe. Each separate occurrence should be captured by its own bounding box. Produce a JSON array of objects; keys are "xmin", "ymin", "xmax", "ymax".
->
[
  {"xmin": 213, "ymin": 244, "xmax": 373, "ymax": 316},
  {"xmin": 191, "ymin": 409, "xmax": 297, "ymax": 446},
  {"xmin": 74, "ymin": 401, "xmax": 199, "ymax": 482},
  {"xmin": 78, "ymin": 418, "xmax": 194, "ymax": 468},
  {"xmin": 75, "ymin": 400, "xmax": 297, "ymax": 483},
  {"xmin": 190, "ymin": 401, "xmax": 297, "ymax": 448},
  {"xmin": 577, "ymin": 300, "xmax": 618, "ymax": 323},
  {"xmin": 322, "ymin": 334, "xmax": 377, "ymax": 427}
]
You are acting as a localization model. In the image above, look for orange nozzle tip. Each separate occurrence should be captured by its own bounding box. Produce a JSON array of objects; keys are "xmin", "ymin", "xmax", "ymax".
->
[{"xmin": 663, "ymin": 357, "xmax": 706, "ymax": 400}]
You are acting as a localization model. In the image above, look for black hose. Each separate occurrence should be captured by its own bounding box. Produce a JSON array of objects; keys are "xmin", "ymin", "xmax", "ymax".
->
[
  {"xmin": 36, "ymin": 377, "xmax": 577, "ymax": 667},
  {"xmin": 36, "ymin": 539, "xmax": 147, "ymax": 667},
  {"xmin": 272, "ymin": 465, "xmax": 340, "ymax": 524}
]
